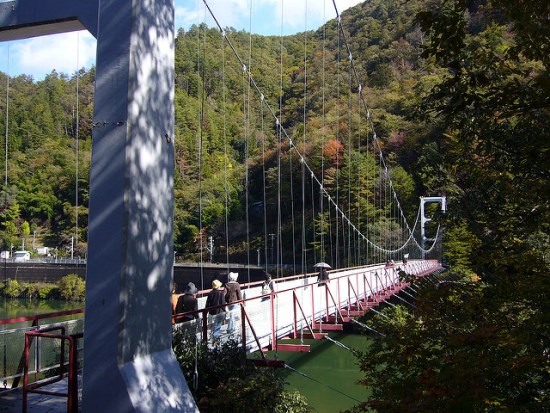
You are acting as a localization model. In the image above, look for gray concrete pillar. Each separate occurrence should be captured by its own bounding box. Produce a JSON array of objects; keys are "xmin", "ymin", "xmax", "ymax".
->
[
  {"xmin": 1, "ymin": 1, "xmax": 197, "ymax": 411},
  {"xmin": 83, "ymin": 1, "xmax": 196, "ymax": 411}
]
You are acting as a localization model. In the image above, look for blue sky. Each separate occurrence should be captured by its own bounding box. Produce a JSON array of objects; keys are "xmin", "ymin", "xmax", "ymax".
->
[{"xmin": 0, "ymin": 0, "xmax": 363, "ymax": 81}]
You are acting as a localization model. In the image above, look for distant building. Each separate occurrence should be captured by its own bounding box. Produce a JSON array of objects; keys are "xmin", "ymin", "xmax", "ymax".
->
[
  {"xmin": 37, "ymin": 247, "xmax": 51, "ymax": 256},
  {"xmin": 13, "ymin": 251, "xmax": 31, "ymax": 262}
]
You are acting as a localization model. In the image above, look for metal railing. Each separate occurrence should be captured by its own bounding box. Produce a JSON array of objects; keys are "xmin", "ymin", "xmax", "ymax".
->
[
  {"xmin": 0, "ymin": 310, "xmax": 84, "ymax": 391},
  {"xmin": 173, "ymin": 260, "xmax": 442, "ymax": 354},
  {"xmin": 23, "ymin": 326, "xmax": 83, "ymax": 413}
]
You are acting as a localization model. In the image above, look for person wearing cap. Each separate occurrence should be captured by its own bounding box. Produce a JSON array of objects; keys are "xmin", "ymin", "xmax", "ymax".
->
[
  {"xmin": 175, "ymin": 282, "xmax": 199, "ymax": 322},
  {"xmin": 205, "ymin": 279, "xmax": 226, "ymax": 339},
  {"xmin": 225, "ymin": 272, "xmax": 242, "ymax": 335}
]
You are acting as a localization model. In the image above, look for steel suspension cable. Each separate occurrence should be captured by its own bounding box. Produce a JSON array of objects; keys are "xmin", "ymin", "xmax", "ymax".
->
[
  {"xmin": 277, "ymin": 0, "xmax": 284, "ymax": 278},
  {"xmin": 2, "ymin": 43, "xmax": 10, "ymax": 388},
  {"xmin": 3, "ymin": 44, "xmax": 8, "ymax": 196},
  {"xmin": 261, "ymin": 97, "xmax": 268, "ymax": 272},
  {"xmin": 356, "ymin": 89, "xmax": 363, "ymax": 265},
  {"xmin": 320, "ymin": 0, "xmax": 326, "ymax": 263},
  {"xmin": 201, "ymin": 0, "xmax": 429, "ymax": 257},
  {"xmin": 335, "ymin": 17, "xmax": 341, "ymax": 269},
  {"xmin": 347, "ymin": 53, "xmax": 352, "ymax": 267},
  {"xmin": 301, "ymin": 0, "xmax": 308, "ymax": 275},
  {"xmin": 74, "ymin": 34, "xmax": 80, "ymax": 253},
  {"xmin": 245, "ymin": 1, "xmax": 253, "ymax": 284},
  {"xmin": 284, "ymin": 363, "xmax": 362, "ymax": 403},
  {"xmin": 197, "ymin": 8, "xmax": 207, "ymax": 287},
  {"xmin": 222, "ymin": 30, "xmax": 230, "ymax": 271},
  {"xmin": 289, "ymin": 147, "xmax": 297, "ymax": 275}
]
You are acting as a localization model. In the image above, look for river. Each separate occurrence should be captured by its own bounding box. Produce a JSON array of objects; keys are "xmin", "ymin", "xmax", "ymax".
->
[
  {"xmin": 0, "ymin": 297, "xmax": 83, "ymax": 322},
  {"xmin": 278, "ymin": 332, "xmax": 371, "ymax": 413}
]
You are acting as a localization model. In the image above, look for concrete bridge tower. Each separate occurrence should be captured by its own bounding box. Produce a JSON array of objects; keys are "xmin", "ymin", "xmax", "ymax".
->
[{"xmin": 0, "ymin": 1, "xmax": 198, "ymax": 411}]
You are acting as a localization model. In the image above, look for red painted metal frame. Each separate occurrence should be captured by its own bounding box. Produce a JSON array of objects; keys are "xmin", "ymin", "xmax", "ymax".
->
[
  {"xmin": 0, "ymin": 308, "xmax": 85, "ymax": 390},
  {"xmin": 288, "ymin": 291, "xmax": 325, "ymax": 341},
  {"xmin": 0, "ymin": 309, "xmax": 85, "ymax": 326},
  {"xmin": 23, "ymin": 326, "xmax": 82, "ymax": 413}
]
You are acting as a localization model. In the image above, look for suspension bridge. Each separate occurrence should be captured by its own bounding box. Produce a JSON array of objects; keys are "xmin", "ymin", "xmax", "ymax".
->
[
  {"xmin": 0, "ymin": 0, "xmax": 447, "ymax": 412},
  {"xmin": 173, "ymin": 259, "xmax": 442, "ymax": 358}
]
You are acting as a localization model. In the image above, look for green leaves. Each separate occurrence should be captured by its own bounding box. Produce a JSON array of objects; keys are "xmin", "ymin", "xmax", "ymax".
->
[
  {"xmin": 172, "ymin": 332, "xmax": 311, "ymax": 412},
  {"xmin": 349, "ymin": 1, "xmax": 550, "ymax": 411}
]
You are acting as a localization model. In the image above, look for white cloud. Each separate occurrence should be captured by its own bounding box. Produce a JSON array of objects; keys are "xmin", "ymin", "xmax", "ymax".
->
[
  {"xmin": 176, "ymin": 0, "xmax": 364, "ymax": 35},
  {"xmin": 176, "ymin": 0, "xmax": 250, "ymax": 32},
  {"xmin": 10, "ymin": 31, "xmax": 96, "ymax": 80},
  {"xmin": 0, "ymin": 0, "xmax": 364, "ymax": 79}
]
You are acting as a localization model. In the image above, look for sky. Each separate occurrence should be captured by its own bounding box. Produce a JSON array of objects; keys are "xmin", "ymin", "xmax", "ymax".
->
[{"xmin": 0, "ymin": 0, "xmax": 364, "ymax": 81}]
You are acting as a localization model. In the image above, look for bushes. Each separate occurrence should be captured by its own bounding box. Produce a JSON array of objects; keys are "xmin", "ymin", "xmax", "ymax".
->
[
  {"xmin": 0, "ymin": 274, "xmax": 85, "ymax": 302},
  {"xmin": 173, "ymin": 329, "xmax": 311, "ymax": 412},
  {"xmin": 4, "ymin": 279, "xmax": 21, "ymax": 298},
  {"xmin": 57, "ymin": 274, "xmax": 85, "ymax": 301}
]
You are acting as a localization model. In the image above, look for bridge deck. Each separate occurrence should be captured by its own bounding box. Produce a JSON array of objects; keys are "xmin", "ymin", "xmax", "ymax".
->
[
  {"xmin": 173, "ymin": 260, "xmax": 441, "ymax": 361},
  {"xmin": 0, "ymin": 260, "xmax": 441, "ymax": 412}
]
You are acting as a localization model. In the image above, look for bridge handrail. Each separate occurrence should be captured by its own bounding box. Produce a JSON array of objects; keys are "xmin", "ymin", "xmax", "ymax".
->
[
  {"xmin": 173, "ymin": 259, "xmax": 442, "ymax": 353},
  {"xmin": 0, "ymin": 309, "xmax": 85, "ymax": 326}
]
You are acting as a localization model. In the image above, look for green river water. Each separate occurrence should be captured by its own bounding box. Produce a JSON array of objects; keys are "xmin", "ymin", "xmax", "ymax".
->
[
  {"xmin": 0, "ymin": 297, "xmax": 82, "ymax": 322},
  {"xmin": 1, "ymin": 301, "xmax": 370, "ymax": 412},
  {"xmin": 277, "ymin": 332, "xmax": 371, "ymax": 413}
]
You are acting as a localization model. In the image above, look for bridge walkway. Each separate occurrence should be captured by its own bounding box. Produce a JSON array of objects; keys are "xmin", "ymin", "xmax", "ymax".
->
[{"xmin": 173, "ymin": 259, "xmax": 441, "ymax": 364}]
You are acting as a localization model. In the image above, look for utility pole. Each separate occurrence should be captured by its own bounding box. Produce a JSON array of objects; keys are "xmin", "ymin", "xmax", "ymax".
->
[{"xmin": 269, "ymin": 233, "xmax": 275, "ymax": 266}]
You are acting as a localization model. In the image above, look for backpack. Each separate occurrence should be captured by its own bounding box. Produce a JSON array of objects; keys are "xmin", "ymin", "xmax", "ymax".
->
[{"xmin": 261, "ymin": 281, "xmax": 272, "ymax": 295}]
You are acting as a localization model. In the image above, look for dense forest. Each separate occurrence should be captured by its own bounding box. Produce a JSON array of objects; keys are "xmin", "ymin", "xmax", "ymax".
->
[
  {"xmin": 1, "ymin": 0, "xmax": 549, "ymax": 409},
  {"xmin": 0, "ymin": 0, "xmax": 437, "ymax": 266}
]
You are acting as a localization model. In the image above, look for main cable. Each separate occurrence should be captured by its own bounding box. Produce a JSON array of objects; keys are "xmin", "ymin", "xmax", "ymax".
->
[{"xmin": 201, "ymin": 0, "xmax": 436, "ymax": 256}]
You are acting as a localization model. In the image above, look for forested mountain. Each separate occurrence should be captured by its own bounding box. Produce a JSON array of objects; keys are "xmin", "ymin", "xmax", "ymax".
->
[
  {"xmin": 0, "ymin": 0, "xmax": 548, "ymax": 410},
  {"xmin": 0, "ymin": 0, "xmax": 434, "ymax": 263},
  {"xmin": 0, "ymin": 69, "xmax": 94, "ymax": 255}
]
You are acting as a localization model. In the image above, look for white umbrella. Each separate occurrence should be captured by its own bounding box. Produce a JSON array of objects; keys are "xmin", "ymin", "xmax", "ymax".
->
[{"xmin": 313, "ymin": 262, "xmax": 331, "ymax": 269}]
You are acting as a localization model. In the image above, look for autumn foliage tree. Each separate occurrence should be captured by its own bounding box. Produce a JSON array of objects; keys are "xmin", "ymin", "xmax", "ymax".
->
[{"xmin": 348, "ymin": 0, "xmax": 550, "ymax": 411}]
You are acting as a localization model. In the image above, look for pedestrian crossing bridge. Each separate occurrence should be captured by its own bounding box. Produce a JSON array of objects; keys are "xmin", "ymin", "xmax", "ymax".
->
[{"xmin": 173, "ymin": 259, "xmax": 441, "ymax": 362}]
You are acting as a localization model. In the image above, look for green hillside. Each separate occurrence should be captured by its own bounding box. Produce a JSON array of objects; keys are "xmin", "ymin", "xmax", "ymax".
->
[{"xmin": 0, "ymin": 0, "xmax": 548, "ymax": 410}]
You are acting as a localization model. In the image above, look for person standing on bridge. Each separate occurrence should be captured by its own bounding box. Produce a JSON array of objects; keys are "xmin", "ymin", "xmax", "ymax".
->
[
  {"xmin": 171, "ymin": 283, "xmax": 182, "ymax": 324},
  {"xmin": 175, "ymin": 282, "xmax": 199, "ymax": 322},
  {"xmin": 225, "ymin": 272, "xmax": 242, "ymax": 336},
  {"xmin": 206, "ymin": 279, "xmax": 226, "ymax": 340},
  {"xmin": 317, "ymin": 267, "xmax": 329, "ymax": 284},
  {"xmin": 261, "ymin": 273, "xmax": 275, "ymax": 301}
]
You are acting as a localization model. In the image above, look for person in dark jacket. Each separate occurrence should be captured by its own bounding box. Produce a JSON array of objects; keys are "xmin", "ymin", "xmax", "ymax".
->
[
  {"xmin": 205, "ymin": 279, "xmax": 226, "ymax": 339},
  {"xmin": 171, "ymin": 283, "xmax": 182, "ymax": 325},
  {"xmin": 225, "ymin": 272, "xmax": 242, "ymax": 335},
  {"xmin": 175, "ymin": 282, "xmax": 199, "ymax": 322},
  {"xmin": 317, "ymin": 267, "xmax": 329, "ymax": 284}
]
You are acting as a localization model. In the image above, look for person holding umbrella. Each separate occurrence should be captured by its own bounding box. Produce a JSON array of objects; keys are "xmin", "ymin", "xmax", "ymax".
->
[{"xmin": 314, "ymin": 262, "xmax": 331, "ymax": 284}]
